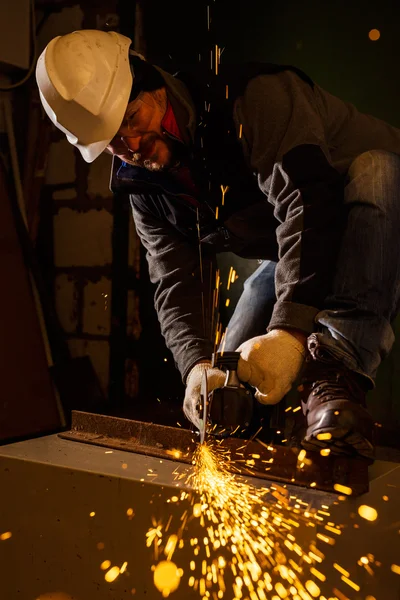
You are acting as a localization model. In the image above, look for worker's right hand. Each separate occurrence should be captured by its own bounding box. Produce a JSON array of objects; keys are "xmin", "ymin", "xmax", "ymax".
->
[
  {"xmin": 237, "ymin": 329, "xmax": 306, "ymax": 405},
  {"xmin": 183, "ymin": 361, "xmax": 226, "ymax": 429}
]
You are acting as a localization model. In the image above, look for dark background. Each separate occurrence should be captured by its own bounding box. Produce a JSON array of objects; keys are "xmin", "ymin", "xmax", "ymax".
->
[{"xmin": 141, "ymin": 0, "xmax": 400, "ymax": 127}]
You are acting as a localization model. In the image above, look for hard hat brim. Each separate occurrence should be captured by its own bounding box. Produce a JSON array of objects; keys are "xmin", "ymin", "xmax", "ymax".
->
[
  {"xmin": 36, "ymin": 31, "xmax": 133, "ymax": 164},
  {"xmin": 76, "ymin": 138, "xmax": 114, "ymax": 163}
]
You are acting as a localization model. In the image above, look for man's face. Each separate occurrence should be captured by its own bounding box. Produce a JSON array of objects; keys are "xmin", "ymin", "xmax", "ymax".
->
[{"xmin": 106, "ymin": 89, "xmax": 173, "ymax": 171}]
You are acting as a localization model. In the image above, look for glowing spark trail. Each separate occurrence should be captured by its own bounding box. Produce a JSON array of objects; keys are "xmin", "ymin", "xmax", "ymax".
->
[{"xmin": 147, "ymin": 443, "xmax": 364, "ymax": 599}]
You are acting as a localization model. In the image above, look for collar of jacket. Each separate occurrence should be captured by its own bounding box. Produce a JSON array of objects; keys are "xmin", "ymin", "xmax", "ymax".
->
[{"xmin": 155, "ymin": 66, "xmax": 196, "ymax": 146}]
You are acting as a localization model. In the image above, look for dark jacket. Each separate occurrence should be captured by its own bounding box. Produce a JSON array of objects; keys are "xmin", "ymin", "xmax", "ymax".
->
[{"xmin": 112, "ymin": 62, "xmax": 400, "ymax": 381}]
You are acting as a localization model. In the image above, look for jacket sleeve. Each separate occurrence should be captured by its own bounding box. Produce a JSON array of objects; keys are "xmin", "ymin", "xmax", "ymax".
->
[
  {"xmin": 236, "ymin": 71, "xmax": 345, "ymax": 334},
  {"xmin": 130, "ymin": 197, "xmax": 215, "ymax": 381}
]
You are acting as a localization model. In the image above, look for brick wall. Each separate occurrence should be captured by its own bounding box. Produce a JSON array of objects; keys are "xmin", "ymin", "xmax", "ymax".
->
[{"xmin": 36, "ymin": 3, "xmax": 138, "ymax": 400}]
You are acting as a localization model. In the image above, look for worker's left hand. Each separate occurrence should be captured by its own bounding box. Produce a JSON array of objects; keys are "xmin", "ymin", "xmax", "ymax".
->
[
  {"xmin": 183, "ymin": 361, "xmax": 227, "ymax": 429},
  {"xmin": 236, "ymin": 329, "xmax": 306, "ymax": 404}
]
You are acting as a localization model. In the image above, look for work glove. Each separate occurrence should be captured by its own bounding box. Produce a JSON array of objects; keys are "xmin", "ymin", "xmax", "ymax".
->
[
  {"xmin": 237, "ymin": 329, "xmax": 306, "ymax": 405},
  {"xmin": 183, "ymin": 362, "xmax": 226, "ymax": 429}
]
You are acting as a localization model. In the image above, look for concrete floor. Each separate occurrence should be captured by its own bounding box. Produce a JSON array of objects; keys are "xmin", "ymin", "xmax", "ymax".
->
[{"xmin": 0, "ymin": 435, "xmax": 399, "ymax": 599}]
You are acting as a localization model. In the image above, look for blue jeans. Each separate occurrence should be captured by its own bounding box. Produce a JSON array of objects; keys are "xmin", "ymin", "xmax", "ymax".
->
[{"xmin": 224, "ymin": 150, "xmax": 400, "ymax": 385}]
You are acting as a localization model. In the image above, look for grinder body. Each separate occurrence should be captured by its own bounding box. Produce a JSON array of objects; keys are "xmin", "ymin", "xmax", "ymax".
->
[{"xmin": 199, "ymin": 351, "xmax": 253, "ymax": 442}]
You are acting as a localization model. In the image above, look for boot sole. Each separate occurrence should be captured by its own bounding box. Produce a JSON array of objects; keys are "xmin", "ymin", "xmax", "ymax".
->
[{"xmin": 301, "ymin": 401, "xmax": 375, "ymax": 459}]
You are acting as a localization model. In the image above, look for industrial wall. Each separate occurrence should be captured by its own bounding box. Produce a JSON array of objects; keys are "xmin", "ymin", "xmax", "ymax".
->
[{"xmin": 35, "ymin": 3, "xmax": 137, "ymax": 402}]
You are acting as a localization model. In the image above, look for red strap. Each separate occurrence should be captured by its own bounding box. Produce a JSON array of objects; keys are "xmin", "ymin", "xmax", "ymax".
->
[{"xmin": 161, "ymin": 101, "xmax": 183, "ymax": 141}]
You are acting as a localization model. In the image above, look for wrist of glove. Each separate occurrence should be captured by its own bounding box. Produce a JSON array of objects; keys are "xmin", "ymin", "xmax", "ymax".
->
[
  {"xmin": 183, "ymin": 361, "xmax": 226, "ymax": 428},
  {"xmin": 237, "ymin": 329, "xmax": 306, "ymax": 405}
]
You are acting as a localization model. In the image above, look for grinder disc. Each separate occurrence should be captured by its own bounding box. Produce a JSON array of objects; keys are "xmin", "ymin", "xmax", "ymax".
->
[{"xmin": 199, "ymin": 369, "xmax": 209, "ymax": 444}]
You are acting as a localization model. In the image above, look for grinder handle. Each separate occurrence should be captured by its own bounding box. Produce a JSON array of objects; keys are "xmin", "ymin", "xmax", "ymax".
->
[
  {"xmin": 211, "ymin": 351, "xmax": 241, "ymax": 372},
  {"xmin": 212, "ymin": 351, "xmax": 242, "ymax": 388}
]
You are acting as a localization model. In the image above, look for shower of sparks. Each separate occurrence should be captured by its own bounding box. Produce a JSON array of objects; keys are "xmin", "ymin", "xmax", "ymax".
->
[
  {"xmin": 211, "ymin": 268, "xmax": 221, "ymax": 342},
  {"xmin": 214, "ymin": 323, "xmax": 222, "ymax": 352},
  {"xmin": 196, "ymin": 206, "xmax": 206, "ymax": 336},
  {"xmin": 358, "ymin": 505, "xmax": 378, "ymax": 522},
  {"xmin": 333, "ymin": 563, "xmax": 349, "ymax": 577},
  {"xmin": 316, "ymin": 433, "xmax": 332, "ymax": 441},
  {"xmin": 120, "ymin": 561, "xmax": 128, "ymax": 574},
  {"xmin": 227, "ymin": 266, "xmax": 233, "ymax": 291},
  {"xmin": 391, "ymin": 564, "xmax": 400, "ymax": 575},
  {"xmin": 297, "ymin": 450, "xmax": 306, "ymax": 462},
  {"xmin": 105, "ymin": 565, "xmax": 121, "ymax": 583},
  {"xmin": 340, "ymin": 575, "xmax": 360, "ymax": 591},
  {"xmin": 220, "ymin": 327, "xmax": 229, "ymax": 356},
  {"xmin": 146, "ymin": 443, "xmax": 378, "ymax": 599},
  {"xmin": 320, "ymin": 449, "xmax": 331, "ymax": 457},
  {"xmin": 153, "ymin": 560, "xmax": 183, "ymax": 597},
  {"xmin": 333, "ymin": 484, "xmax": 352, "ymax": 496},
  {"xmin": 220, "ymin": 185, "xmax": 229, "ymax": 205},
  {"xmin": 332, "ymin": 587, "xmax": 350, "ymax": 599}
]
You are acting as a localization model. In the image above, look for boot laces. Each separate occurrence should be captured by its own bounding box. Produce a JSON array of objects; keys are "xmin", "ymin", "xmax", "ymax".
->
[{"xmin": 303, "ymin": 361, "xmax": 364, "ymax": 404}]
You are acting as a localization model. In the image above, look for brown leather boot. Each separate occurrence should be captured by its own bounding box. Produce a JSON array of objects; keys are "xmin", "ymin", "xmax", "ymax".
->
[{"xmin": 298, "ymin": 335, "xmax": 375, "ymax": 459}]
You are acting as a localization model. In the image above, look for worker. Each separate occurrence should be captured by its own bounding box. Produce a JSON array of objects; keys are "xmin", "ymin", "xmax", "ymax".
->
[{"xmin": 36, "ymin": 29, "xmax": 400, "ymax": 458}]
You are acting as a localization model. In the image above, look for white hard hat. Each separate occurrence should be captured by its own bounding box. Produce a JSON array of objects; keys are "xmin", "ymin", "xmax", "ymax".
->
[{"xmin": 36, "ymin": 30, "xmax": 133, "ymax": 163}]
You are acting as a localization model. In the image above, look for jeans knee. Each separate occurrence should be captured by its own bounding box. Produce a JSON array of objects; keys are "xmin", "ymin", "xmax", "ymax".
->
[
  {"xmin": 346, "ymin": 150, "xmax": 400, "ymax": 214},
  {"xmin": 349, "ymin": 150, "xmax": 400, "ymax": 182},
  {"xmin": 243, "ymin": 260, "xmax": 276, "ymax": 293}
]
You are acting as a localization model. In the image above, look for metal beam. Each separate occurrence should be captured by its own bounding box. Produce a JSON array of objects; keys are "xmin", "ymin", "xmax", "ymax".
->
[{"xmin": 59, "ymin": 410, "xmax": 370, "ymax": 495}]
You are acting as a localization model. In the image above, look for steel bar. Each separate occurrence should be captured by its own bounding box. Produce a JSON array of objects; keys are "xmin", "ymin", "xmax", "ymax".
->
[{"xmin": 59, "ymin": 411, "xmax": 369, "ymax": 495}]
